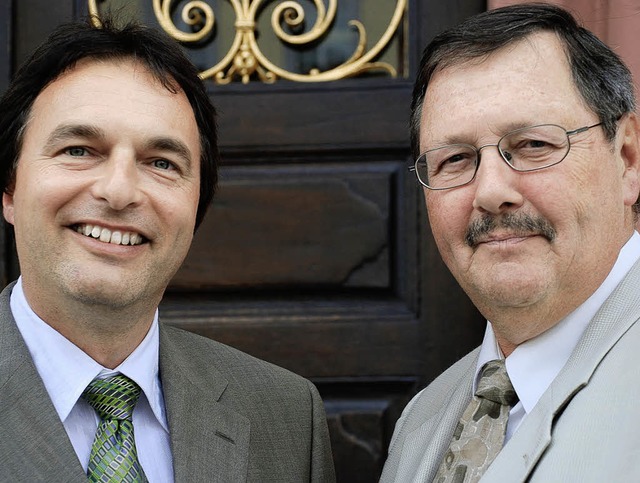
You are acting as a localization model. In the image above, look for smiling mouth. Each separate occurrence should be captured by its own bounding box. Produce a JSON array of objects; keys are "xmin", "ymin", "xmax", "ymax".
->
[{"xmin": 72, "ymin": 223, "xmax": 146, "ymax": 246}]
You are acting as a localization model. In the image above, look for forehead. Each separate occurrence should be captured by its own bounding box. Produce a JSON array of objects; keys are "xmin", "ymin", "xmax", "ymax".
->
[
  {"xmin": 25, "ymin": 57, "xmax": 200, "ymax": 159},
  {"xmin": 420, "ymin": 32, "xmax": 593, "ymax": 148}
]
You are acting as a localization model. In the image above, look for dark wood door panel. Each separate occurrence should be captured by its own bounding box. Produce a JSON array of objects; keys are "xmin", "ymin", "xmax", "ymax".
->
[
  {"xmin": 172, "ymin": 161, "xmax": 401, "ymax": 289},
  {"xmin": 324, "ymin": 380, "xmax": 417, "ymax": 483},
  {"xmin": 161, "ymin": 296, "xmax": 421, "ymax": 378},
  {"xmin": 212, "ymin": 81, "xmax": 412, "ymax": 153}
]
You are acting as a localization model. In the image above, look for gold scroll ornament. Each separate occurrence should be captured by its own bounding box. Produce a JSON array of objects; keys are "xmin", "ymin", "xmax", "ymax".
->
[{"xmin": 88, "ymin": 0, "xmax": 406, "ymax": 84}]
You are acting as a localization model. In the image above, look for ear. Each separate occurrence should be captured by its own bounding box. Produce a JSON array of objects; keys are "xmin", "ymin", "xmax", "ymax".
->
[
  {"xmin": 3, "ymin": 190, "xmax": 15, "ymax": 225},
  {"xmin": 619, "ymin": 113, "xmax": 640, "ymax": 209}
]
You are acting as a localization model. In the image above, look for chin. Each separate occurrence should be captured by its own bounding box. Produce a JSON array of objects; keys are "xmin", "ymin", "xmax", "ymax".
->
[
  {"xmin": 466, "ymin": 266, "xmax": 551, "ymax": 308},
  {"xmin": 72, "ymin": 288, "xmax": 142, "ymax": 309},
  {"xmin": 62, "ymin": 276, "xmax": 150, "ymax": 309}
]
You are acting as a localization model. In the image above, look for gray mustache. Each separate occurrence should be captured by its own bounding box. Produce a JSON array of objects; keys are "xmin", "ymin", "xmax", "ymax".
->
[{"xmin": 465, "ymin": 213, "xmax": 557, "ymax": 247}]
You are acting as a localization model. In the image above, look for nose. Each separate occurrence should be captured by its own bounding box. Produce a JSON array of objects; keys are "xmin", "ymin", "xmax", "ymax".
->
[
  {"xmin": 91, "ymin": 152, "xmax": 143, "ymax": 210},
  {"xmin": 472, "ymin": 145, "xmax": 524, "ymax": 214}
]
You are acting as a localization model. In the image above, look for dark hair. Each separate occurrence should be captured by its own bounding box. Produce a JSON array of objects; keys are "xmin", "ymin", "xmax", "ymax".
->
[
  {"xmin": 0, "ymin": 16, "xmax": 219, "ymax": 229},
  {"xmin": 410, "ymin": 3, "xmax": 637, "ymax": 161}
]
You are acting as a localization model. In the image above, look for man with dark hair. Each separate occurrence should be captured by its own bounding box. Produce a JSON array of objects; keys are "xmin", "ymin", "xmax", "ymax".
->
[
  {"xmin": 0, "ymin": 18, "xmax": 335, "ymax": 482},
  {"xmin": 382, "ymin": 3, "xmax": 640, "ymax": 482}
]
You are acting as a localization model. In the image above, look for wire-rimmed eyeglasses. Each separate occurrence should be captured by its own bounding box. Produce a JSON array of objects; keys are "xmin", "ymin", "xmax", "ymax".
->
[{"xmin": 410, "ymin": 122, "xmax": 604, "ymax": 190}]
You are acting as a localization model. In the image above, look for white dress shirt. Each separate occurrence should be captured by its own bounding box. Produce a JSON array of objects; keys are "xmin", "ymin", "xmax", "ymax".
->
[
  {"xmin": 475, "ymin": 231, "xmax": 640, "ymax": 443},
  {"xmin": 11, "ymin": 278, "xmax": 174, "ymax": 482}
]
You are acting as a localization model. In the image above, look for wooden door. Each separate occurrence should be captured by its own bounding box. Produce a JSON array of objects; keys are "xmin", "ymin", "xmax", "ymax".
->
[{"xmin": 2, "ymin": 1, "xmax": 485, "ymax": 480}]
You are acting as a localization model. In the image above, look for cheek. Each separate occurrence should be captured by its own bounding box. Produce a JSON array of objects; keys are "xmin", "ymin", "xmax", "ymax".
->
[
  {"xmin": 570, "ymin": 159, "xmax": 621, "ymax": 225},
  {"xmin": 13, "ymin": 161, "xmax": 75, "ymax": 204},
  {"xmin": 151, "ymin": 188, "xmax": 199, "ymax": 235},
  {"xmin": 16, "ymin": 178, "xmax": 71, "ymax": 211},
  {"xmin": 425, "ymin": 192, "xmax": 471, "ymax": 254}
]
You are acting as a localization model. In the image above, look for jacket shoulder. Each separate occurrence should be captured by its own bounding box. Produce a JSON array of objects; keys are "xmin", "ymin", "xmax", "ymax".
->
[
  {"xmin": 159, "ymin": 323, "xmax": 314, "ymax": 396},
  {"xmin": 404, "ymin": 348, "xmax": 478, "ymax": 424}
]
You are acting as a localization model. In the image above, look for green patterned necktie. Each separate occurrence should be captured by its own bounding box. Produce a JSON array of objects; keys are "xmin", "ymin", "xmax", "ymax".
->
[
  {"xmin": 434, "ymin": 359, "xmax": 519, "ymax": 483},
  {"xmin": 82, "ymin": 375, "xmax": 148, "ymax": 483}
]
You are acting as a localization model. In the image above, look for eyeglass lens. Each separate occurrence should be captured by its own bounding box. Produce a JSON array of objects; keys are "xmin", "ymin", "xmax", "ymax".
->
[{"xmin": 416, "ymin": 124, "xmax": 571, "ymax": 189}]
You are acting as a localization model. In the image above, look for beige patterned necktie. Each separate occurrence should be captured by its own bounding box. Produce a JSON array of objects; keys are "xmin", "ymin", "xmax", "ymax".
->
[{"xmin": 433, "ymin": 359, "xmax": 518, "ymax": 483}]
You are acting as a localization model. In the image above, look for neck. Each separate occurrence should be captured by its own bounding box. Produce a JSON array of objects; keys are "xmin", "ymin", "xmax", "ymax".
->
[
  {"xmin": 483, "ymin": 301, "xmax": 572, "ymax": 358},
  {"xmin": 22, "ymin": 284, "xmax": 157, "ymax": 369},
  {"xmin": 63, "ymin": 315, "xmax": 153, "ymax": 368}
]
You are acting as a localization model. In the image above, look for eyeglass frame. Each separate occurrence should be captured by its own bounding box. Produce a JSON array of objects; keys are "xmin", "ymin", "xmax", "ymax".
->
[{"xmin": 409, "ymin": 121, "xmax": 605, "ymax": 190}]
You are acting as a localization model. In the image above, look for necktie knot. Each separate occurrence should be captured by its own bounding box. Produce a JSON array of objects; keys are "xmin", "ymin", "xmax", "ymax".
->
[
  {"xmin": 82, "ymin": 374, "xmax": 142, "ymax": 421},
  {"xmin": 476, "ymin": 359, "xmax": 518, "ymax": 407}
]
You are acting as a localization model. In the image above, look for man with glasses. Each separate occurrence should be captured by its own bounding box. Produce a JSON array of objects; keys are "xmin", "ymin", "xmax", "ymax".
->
[{"xmin": 382, "ymin": 4, "xmax": 640, "ymax": 482}]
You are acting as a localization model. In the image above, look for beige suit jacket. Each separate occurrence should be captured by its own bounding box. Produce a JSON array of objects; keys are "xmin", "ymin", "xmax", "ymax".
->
[{"xmin": 381, "ymin": 257, "xmax": 640, "ymax": 482}]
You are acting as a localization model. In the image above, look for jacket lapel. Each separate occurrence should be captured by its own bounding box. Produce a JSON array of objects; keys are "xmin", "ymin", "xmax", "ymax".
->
[
  {"xmin": 391, "ymin": 354, "xmax": 477, "ymax": 483},
  {"xmin": 409, "ymin": 378, "xmax": 474, "ymax": 482},
  {"xmin": 159, "ymin": 325, "xmax": 250, "ymax": 482},
  {"xmin": 0, "ymin": 283, "xmax": 86, "ymax": 480},
  {"xmin": 483, "ymin": 257, "xmax": 640, "ymax": 482}
]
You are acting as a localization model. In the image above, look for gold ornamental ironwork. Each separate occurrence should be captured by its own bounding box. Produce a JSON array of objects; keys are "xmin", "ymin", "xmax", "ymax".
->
[{"xmin": 88, "ymin": 0, "xmax": 406, "ymax": 84}]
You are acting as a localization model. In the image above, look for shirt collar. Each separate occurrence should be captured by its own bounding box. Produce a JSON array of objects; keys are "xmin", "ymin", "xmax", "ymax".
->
[
  {"xmin": 475, "ymin": 231, "xmax": 640, "ymax": 413},
  {"xmin": 11, "ymin": 277, "xmax": 168, "ymax": 430}
]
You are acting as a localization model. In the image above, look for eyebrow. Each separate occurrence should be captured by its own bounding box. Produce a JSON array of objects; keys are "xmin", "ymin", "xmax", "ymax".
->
[
  {"xmin": 430, "ymin": 121, "xmax": 540, "ymax": 147},
  {"xmin": 44, "ymin": 124, "xmax": 106, "ymax": 151}
]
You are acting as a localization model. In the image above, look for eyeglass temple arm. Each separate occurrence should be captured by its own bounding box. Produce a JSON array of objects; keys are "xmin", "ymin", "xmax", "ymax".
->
[{"xmin": 566, "ymin": 122, "xmax": 603, "ymax": 136}]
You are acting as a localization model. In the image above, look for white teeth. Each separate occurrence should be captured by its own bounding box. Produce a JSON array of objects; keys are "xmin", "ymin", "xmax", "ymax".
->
[
  {"xmin": 75, "ymin": 224, "xmax": 143, "ymax": 246},
  {"xmin": 99, "ymin": 229, "xmax": 111, "ymax": 242}
]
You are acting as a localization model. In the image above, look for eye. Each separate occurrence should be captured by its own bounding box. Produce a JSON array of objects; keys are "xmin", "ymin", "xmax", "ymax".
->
[
  {"xmin": 152, "ymin": 159, "xmax": 175, "ymax": 170},
  {"xmin": 511, "ymin": 137, "xmax": 559, "ymax": 157},
  {"xmin": 505, "ymin": 128, "xmax": 565, "ymax": 152},
  {"xmin": 64, "ymin": 146, "xmax": 88, "ymax": 157},
  {"xmin": 432, "ymin": 149, "xmax": 475, "ymax": 173},
  {"xmin": 504, "ymin": 131, "xmax": 564, "ymax": 165},
  {"xmin": 521, "ymin": 138, "xmax": 552, "ymax": 149},
  {"xmin": 443, "ymin": 153, "xmax": 470, "ymax": 165}
]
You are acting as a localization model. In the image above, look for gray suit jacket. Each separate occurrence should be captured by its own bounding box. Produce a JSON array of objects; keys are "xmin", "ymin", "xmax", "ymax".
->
[
  {"xmin": 381, "ymin": 257, "xmax": 640, "ymax": 482},
  {"xmin": 0, "ymin": 283, "xmax": 335, "ymax": 482}
]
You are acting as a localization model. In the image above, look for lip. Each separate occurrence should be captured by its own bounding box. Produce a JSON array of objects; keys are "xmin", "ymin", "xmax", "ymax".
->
[
  {"xmin": 69, "ymin": 228, "xmax": 148, "ymax": 261},
  {"xmin": 475, "ymin": 234, "xmax": 540, "ymax": 246},
  {"xmin": 70, "ymin": 221, "xmax": 150, "ymax": 242},
  {"xmin": 67, "ymin": 221, "xmax": 151, "ymax": 255}
]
